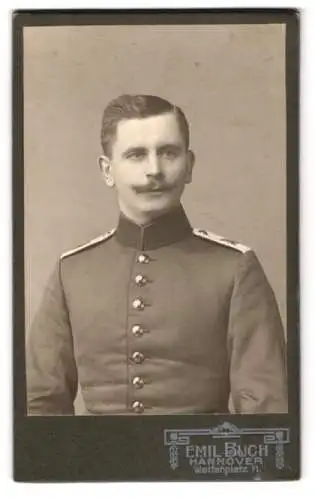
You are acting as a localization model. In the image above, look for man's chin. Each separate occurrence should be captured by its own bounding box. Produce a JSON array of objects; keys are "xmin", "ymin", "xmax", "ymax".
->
[
  {"xmin": 139, "ymin": 193, "xmax": 175, "ymax": 208},
  {"xmin": 137, "ymin": 198, "xmax": 180, "ymax": 219},
  {"xmin": 119, "ymin": 194, "xmax": 182, "ymax": 224}
]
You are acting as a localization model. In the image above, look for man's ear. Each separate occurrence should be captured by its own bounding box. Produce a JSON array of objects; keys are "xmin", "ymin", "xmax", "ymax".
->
[
  {"xmin": 98, "ymin": 155, "xmax": 115, "ymax": 187},
  {"xmin": 185, "ymin": 150, "xmax": 195, "ymax": 184}
]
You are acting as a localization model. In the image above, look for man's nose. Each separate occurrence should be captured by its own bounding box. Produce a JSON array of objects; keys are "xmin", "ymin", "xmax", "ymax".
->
[{"xmin": 145, "ymin": 153, "xmax": 162, "ymax": 177}]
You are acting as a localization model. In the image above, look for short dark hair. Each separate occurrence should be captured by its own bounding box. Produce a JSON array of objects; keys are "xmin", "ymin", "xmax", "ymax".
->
[{"xmin": 100, "ymin": 94, "xmax": 190, "ymax": 157}]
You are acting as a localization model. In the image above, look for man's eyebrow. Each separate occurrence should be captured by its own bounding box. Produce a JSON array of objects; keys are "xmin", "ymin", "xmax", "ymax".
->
[
  {"xmin": 122, "ymin": 143, "xmax": 183, "ymax": 158},
  {"xmin": 157, "ymin": 143, "xmax": 183, "ymax": 152}
]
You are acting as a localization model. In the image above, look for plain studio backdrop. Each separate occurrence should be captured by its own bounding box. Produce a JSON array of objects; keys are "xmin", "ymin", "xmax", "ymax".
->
[{"xmin": 24, "ymin": 23, "xmax": 286, "ymax": 413}]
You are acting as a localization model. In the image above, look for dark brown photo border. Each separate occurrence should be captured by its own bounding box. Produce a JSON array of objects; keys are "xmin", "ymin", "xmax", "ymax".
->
[{"xmin": 13, "ymin": 8, "xmax": 300, "ymax": 481}]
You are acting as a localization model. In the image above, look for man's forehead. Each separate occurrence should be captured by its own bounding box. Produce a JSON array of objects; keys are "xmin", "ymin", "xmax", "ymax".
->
[{"xmin": 114, "ymin": 112, "xmax": 183, "ymax": 148}]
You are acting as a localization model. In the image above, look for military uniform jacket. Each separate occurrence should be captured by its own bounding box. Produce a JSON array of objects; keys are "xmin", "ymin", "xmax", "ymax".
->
[{"xmin": 26, "ymin": 205, "xmax": 287, "ymax": 415}]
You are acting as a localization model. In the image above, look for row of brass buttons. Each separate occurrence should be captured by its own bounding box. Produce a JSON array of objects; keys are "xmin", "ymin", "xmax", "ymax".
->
[
  {"xmin": 130, "ymin": 254, "xmax": 151, "ymax": 413},
  {"xmin": 131, "ymin": 374, "xmax": 145, "ymax": 412},
  {"xmin": 130, "ymin": 350, "xmax": 145, "ymax": 413}
]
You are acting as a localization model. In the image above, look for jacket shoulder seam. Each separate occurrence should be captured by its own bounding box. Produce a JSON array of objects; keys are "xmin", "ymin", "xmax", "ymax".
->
[
  {"xmin": 193, "ymin": 228, "xmax": 251, "ymax": 254},
  {"xmin": 60, "ymin": 229, "xmax": 116, "ymax": 259}
]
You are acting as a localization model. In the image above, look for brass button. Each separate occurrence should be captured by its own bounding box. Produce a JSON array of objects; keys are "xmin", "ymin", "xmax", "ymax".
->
[
  {"xmin": 131, "ymin": 325, "xmax": 145, "ymax": 337},
  {"xmin": 137, "ymin": 254, "xmax": 150, "ymax": 264},
  {"xmin": 131, "ymin": 401, "xmax": 144, "ymax": 413},
  {"xmin": 132, "ymin": 298, "xmax": 145, "ymax": 310},
  {"xmin": 132, "ymin": 376, "xmax": 144, "ymax": 389},
  {"xmin": 134, "ymin": 274, "xmax": 148, "ymax": 286},
  {"xmin": 131, "ymin": 351, "xmax": 144, "ymax": 364}
]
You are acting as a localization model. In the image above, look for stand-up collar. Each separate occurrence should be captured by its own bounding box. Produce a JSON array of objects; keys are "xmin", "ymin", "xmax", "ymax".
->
[{"xmin": 115, "ymin": 205, "xmax": 192, "ymax": 250}]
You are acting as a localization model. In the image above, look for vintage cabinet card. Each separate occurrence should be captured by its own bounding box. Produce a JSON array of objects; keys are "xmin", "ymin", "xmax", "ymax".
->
[{"xmin": 13, "ymin": 9, "xmax": 299, "ymax": 481}]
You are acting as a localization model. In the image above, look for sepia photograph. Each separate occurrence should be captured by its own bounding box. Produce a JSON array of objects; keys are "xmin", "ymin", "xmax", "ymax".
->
[{"xmin": 14, "ymin": 10, "xmax": 299, "ymax": 481}]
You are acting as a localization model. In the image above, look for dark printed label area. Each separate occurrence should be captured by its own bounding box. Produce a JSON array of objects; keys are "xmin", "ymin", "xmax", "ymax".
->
[{"xmin": 164, "ymin": 422, "xmax": 290, "ymax": 479}]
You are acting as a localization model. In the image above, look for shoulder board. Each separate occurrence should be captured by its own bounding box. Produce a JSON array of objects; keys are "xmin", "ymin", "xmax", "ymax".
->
[
  {"xmin": 193, "ymin": 228, "xmax": 251, "ymax": 254},
  {"xmin": 60, "ymin": 229, "xmax": 116, "ymax": 259}
]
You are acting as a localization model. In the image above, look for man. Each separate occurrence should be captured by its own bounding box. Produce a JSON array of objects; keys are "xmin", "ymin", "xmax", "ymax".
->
[{"xmin": 26, "ymin": 94, "xmax": 287, "ymax": 416}]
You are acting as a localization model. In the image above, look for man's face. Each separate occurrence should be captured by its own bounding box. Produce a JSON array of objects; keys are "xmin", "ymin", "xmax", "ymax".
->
[{"xmin": 99, "ymin": 112, "xmax": 194, "ymax": 224}]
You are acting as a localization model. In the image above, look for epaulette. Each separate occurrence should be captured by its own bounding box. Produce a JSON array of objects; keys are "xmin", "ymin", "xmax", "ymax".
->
[
  {"xmin": 60, "ymin": 229, "xmax": 116, "ymax": 259},
  {"xmin": 193, "ymin": 228, "xmax": 251, "ymax": 254}
]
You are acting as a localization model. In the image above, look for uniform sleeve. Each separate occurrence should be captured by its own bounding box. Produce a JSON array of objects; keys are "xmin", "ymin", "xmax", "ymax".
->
[
  {"xmin": 26, "ymin": 260, "xmax": 78, "ymax": 415},
  {"xmin": 228, "ymin": 250, "xmax": 288, "ymax": 413}
]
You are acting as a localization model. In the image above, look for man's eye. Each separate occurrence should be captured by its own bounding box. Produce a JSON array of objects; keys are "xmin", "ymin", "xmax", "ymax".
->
[
  {"xmin": 160, "ymin": 149, "xmax": 177, "ymax": 159},
  {"xmin": 127, "ymin": 151, "xmax": 146, "ymax": 160}
]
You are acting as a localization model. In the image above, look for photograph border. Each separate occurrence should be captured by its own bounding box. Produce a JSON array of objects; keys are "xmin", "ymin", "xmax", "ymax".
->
[{"xmin": 13, "ymin": 8, "xmax": 300, "ymax": 481}]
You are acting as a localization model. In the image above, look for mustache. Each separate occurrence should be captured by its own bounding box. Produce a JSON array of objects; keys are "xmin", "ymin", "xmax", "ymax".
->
[{"xmin": 132, "ymin": 182, "xmax": 174, "ymax": 193}]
